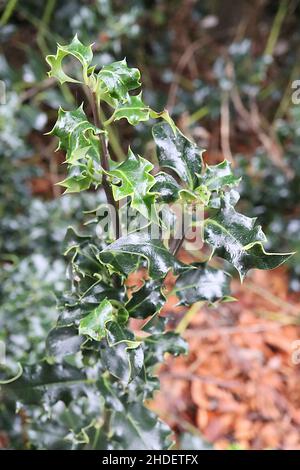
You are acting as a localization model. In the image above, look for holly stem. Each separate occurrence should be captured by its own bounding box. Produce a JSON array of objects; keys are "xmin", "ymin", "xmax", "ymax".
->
[{"xmin": 90, "ymin": 91, "xmax": 121, "ymax": 240}]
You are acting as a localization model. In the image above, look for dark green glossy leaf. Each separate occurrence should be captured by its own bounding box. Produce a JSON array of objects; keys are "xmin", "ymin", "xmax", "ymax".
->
[
  {"xmin": 152, "ymin": 122, "xmax": 203, "ymax": 189},
  {"xmin": 205, "ymin": 199, "xmax": 294, "ymax": 279},
  {"xmin": 98, "ymin": 377, "xmax": 171, "ymax": 449},
  {"xmin": 2, "ymin": 362, "xmax": 89, "ymax": 405},
  {"xmin": 200, "ymin": 160, "xmax": 241, "ymax": 191},
  {"xmin": 101, "ymin": 341, "xmax": 144, "ymax": 383},
  {"xmin": 144, "ymin": 331, "xmax": 188, "ymax": 366},
  {"xmin": 78, "ymin": 299, "xmax": 128, "ymax": 342},
  {"xmin": 97, "ymin": 59, "xmax": 141, "ymax": 104},
  {"xmin": 63, "ymin": 226, "xmax": 91, "ymax": 255},
  {"xmin": 105, "ymin": 322, "xmax": 139, "ymax": 348},
  {"xmin": 46, "ymin": 326, "xmax": 85, "ymax": 359},
  {"xmin": 98, "ymin": 249, "xmax": 140, "ymax": 278},
  {"xmin": 150, "ymin": 109, "xmax": 177, "ymax": 133},
  {"xmin": 153, "ymin": 172, "xmax": 181, "ymax": 203},
  {"xmin": 175, "ymin": 263, "xmax": 232, "ymax": 305},
  {"xmin": 108, "ymin": 93, "xmax": 150, "ymax": 125},
  {"xmin": 142, "ymin": 315, "xmax": 167, "ymax": 335},
  {"xmin": 99, "ymin": 232, "xmax": 188, "ymax": 279},
  {"xmin": 107, "ymin": 148, "xmax": 157, "ymax": 222},
  {"xmin": 111, "ymin": 403, "xmax": 171, "ymax": 450},
  {"xmin": 48, "ymin": 104, "xmax": 101, "ymax": 166},
  {"xmin": 126, "ymin": 280, "xmax": 165, "ymax": 318}
]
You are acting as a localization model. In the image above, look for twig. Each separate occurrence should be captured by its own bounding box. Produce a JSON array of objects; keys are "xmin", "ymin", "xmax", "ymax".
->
[
  {"xmin": 264, "ymin": 0, "xmax": 289, "ymax": 57},
  {"xmin": 0, "ymin": 0, "xmax": 18, "ymax": 26},
  {"xmin": 166, "ymin": 27, "xmax": 236, "ymax": 113},
  {"xmin": 20, "ymin": 77, "xmax": 56, "ymax": 102},
  {"xmin": 230, "ymin": 83, "xmax": 293, "ymax": 178},
  {"xmin": 176, "ymin": 301, "xmax": 204, "ymax": 335},
  {"xmin": 273, "ymin": 61, "xmax": 300, "ymax": 122},
  {"xmin": 90, "ymin": 91, "xmax": 121, "ymax": 240},
  {"xmin": 171, "ymin": 234, "xmax": 185, "ymax": 256}
]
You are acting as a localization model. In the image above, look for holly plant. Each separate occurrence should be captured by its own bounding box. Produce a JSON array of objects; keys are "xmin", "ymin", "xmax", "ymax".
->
[{"xmin": 1, "ymin": 36, "xmax": 293, "ymax": 450}]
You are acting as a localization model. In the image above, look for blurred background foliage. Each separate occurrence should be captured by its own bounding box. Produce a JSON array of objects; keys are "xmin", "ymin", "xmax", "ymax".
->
[{"xmin": 0, "ymin": 0, "xmax": 300, "ymax": 449}]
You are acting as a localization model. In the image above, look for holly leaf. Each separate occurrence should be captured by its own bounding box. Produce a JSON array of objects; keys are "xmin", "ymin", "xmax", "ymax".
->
[
  {"xmin": 98, "ymin": 378, "xmax": 171, "ymax": 450},
  {"xmin": 144, "ymin": 331, "xmax": 188, "ymax": 367},
  {"xmin": 101, "ymin": 340, "xmax": 144, "ymax": 384},
  {"xmin": 126, "ymin": 280, "xmax": 165, "ymax": 318},
  {"xmin": 107, "ymin": 148, "xmax": 157, "ymax": 222},
  {"xmin": 97, "ymin": 59, "xmax": 141, "ymax": 104},
  {"xmin": 2, "ymin": 362, "xmax": 88, "ymax": 405},
  {"xmin": 205, "ymin": 199, "xmax": 294, "ymax": 279},
  {"xmin": 175, "ymin": 263, "xmax": 232, "ymax": 305},
  {"xmin": 58, "ymin": 173, "xmax": 93, "ymax": 193},
  {"xmin": 150, "ymin": 109, "xmax": 177, "ymax": 133},
  {"xmin": 200, "ymin": 160, "xmax": 241, "ymax": 191},
  {"xmin": 111, "ymin": 402, "xmax": 171, "ymax": 450},
  {"xmin": 99, "ymin": 232, "xmax": 188, "ymax": 279},
  {"xmin": 108, "ymin": 92, "xmax": 150, "ymax": 125},
  {"xmin": 152, "ymin": 122, "xmax": 204, "ymax": 189},
  {"xmin": 78, "ymin": 298, "xmax": 128, "ymax": 342},
  {"xmin": 48, "ymin": 105, "xmax": 103, "ymax": 192},
  {"xmin": 46, "ymin": 35, "xmax": 93, "ymax": 84},
  {"xmin": 153, "ymin": 172, "xmax": 181, "ymax": 203},
  {"xmin": 46, "ymin": 326, "xmax": 85, "ymax": 359},
  {"xmin": 48, "ymin": 104, "xmax": 101, "ymax": 165},
  {"xmin": 142, "ymin": 315, "xmax": 167, "ymax": 335},
  {"xmin": 62, "ymin": 226, "xmax": 91, "ymax": 255}
]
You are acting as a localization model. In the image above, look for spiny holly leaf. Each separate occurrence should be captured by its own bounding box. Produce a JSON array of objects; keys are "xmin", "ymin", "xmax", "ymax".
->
[
  {"xmin": 108, "ymin": 92, "xmax": 150, "ymax": 125},
  {"xmin": 46, "ymin": 326, "xmax": 85, "ymax": 359},
  {"xmin": 142, "ymin": 315, "xmax": 167, "ymax": 335},
  {"xmin": 152, "ymin": 172, "xmax": 181, "ymax": 203},
  {"xmin": 98, "ymin": 378, "xmax": 171, "ymax": 450},
  {"xmin": 2, "ymin": 362, "xmax": 88, "ymax": 405},
  {"xmin": 48, "ymin": 104, "xmax": 101, "ymax": 165},
  {"xmin": 63, "ymin": 226, "xmax": 91, "ymax": 255},
  {"xmin": 178, "ymin": 185, "xmax": 211, "ymax": 205},
  {"xmin": 143, "ymin": 331, "xmax": 188, "ymax": 367},
  {"xmin": 105, "ymin": 322, "xmax": 140, "ymax": 348},
  {"xmin": 205, "ymin": 199, "xmax": 294, "ymax": 279},
  {"xmin": 126, "ymin": 280, "xmax": 165, "ymax": 319},
  {"xmin": 150, "ymin": 109, "xmax": 177, "ymax": 133},
  {"xmin": 208, "ymin": 188, "xmax": 240, "ymax": 210},
  {"xmin": 46, "ymin": 35, "xmax": 93, "ymax": 84},
  {"xmin": 78, "ymin": 299, "xmax": 128, "ymax": 342},
  {"xmin": 99, "ymin": 232, "xmax": 188, "ymax": 279},
  {"xmin": 111, "ymin": 402, "xmax": 171, "ymax": 450},
  {"xmin": 101, "ymin": 340, "xmax": 144, "ymax": 384},
  {"xmin": 152, "ymin": 122, "xmax": 204, "ymax": 189},
  {"xmin": 96, "ymin": 249, "xmax": 140, "ymax": 278},
  {"xmin": 58, "ymin": 172, "xmax": 93, "ymax": 193},
  {"xmin": 200, "ymin": 160, "xmax": 241, "ymax": 191},
  {"xmin": 107, "ymin": 148, "xmax": 157, "ymax": 222},
  {"xmin": 192, "ymin": 185, "xmax": 211, "ymax": 205},
  {"xmin": 97, "ymin": 59, "xmax": 141, "ymax": 104},
  {"xmin": 57, "ymin": 280, "xmax": 126, "ymax": 327},
  {"xmin": 175, "ymin": 263, "xmax": 232, "ymax": 305}
]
